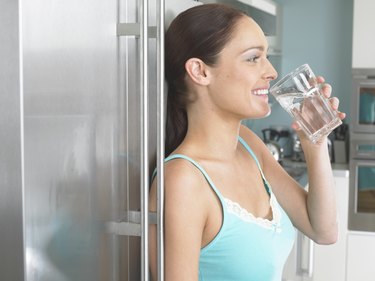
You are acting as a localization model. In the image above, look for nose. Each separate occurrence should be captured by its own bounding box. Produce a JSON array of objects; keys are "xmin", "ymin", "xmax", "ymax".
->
[{"xmin": 263, "ymin": 60, "xmax": 278, "ymax": 81}]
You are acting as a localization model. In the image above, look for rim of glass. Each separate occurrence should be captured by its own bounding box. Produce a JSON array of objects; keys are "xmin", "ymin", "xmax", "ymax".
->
[{"xmin": 270, "ymin": 63, "xmax": 311, "ymax": 91}]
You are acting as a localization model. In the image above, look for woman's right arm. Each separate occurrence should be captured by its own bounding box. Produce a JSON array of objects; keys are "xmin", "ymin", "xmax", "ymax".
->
[{"xmin": 149, "ymin": 160, "xmax": 208, "ymax": 281}]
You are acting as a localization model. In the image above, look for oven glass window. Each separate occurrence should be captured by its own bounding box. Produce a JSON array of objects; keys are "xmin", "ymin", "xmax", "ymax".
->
[
  {"xmin": 359, "ymin": 88, "xmax": 375, "ymax": 125},
  {"xmin": 358, "ymin": 144, "xmax": 375, "ymax": 152},
  {"xmin": 357, "ymin": 165, "xmax": 375, "ymax": 213}
]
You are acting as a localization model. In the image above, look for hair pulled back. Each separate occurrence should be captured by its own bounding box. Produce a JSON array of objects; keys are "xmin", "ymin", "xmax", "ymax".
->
[{"xmin": 165, "ymin": 4, "xmax": 246, "ymax": 156}]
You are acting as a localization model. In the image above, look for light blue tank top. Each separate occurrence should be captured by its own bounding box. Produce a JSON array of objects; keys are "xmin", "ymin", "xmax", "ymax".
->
[{"xmin": 162, "ymin": 136, "xmax": 296, "ymax": 281}]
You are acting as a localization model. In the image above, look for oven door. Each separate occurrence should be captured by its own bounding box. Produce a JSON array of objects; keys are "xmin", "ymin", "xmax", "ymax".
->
[
  {"xmin": 352, "ymin": 76, "xmax": 375, "ymax": 133},
  {"xmin": 349, "ymin": 158, "xmax": 375, "ymax": 231}
]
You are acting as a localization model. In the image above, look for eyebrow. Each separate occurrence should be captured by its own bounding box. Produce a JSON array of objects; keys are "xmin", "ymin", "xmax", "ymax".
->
[{"xmin": 241, "ymin": 46, "xmax": 269, "ymax": 54}]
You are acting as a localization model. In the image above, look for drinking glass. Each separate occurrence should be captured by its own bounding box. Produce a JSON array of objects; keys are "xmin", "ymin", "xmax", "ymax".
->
[{"xmin": 270, "ymin": 64, "xmax": 342, "ymax": 144}]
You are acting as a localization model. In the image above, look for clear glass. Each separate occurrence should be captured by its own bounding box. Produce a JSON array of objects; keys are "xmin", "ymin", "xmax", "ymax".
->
[
  {"xmin": 270, "ymin": 64, "xmax": 342, "ymax": 143},
  {"xmin": 359, "ymin": 89, "xmax": 375, "ymax": 125},
  {"xmin": 358, "ymin": 144, "xmax": 375, "ymax": 152}
]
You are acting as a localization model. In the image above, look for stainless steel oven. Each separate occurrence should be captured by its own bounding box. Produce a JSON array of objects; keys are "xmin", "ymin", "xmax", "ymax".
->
[
  {"xmin": 349, "ymin": 133, "xmax": 375, "ymax": 231},
  {"xmin": 352, "ymin": 69, "xmax": 375, "ymax": 133}
]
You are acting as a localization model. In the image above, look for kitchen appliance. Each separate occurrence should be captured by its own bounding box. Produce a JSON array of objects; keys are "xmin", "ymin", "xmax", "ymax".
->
[
  {"xmin": 291, "ymin": 132, "xmax": 305, "ymax": 162},
  {"xmin": 290, "ymin": 131, "xmax": 335, "ymax": 163},
  {"xmin": 348, "ymin": 69, "xmax": 375, "ymax": 232},
  {"xmin": 351, "ymin": 69, "xmax": 375, "ymax": 133},
  {"xmin": 1, "ymin": 0, "xmax": 282, "ymax": 280},
  {"xmin": 262, "ymin": 128, "xmax": 290, "ymax": 161},
  {"xmin": 332, "ymin": 122, "xmax": 349, "ymax": 164},
  {"xmin": 348, "ymin": 133, "xmax": 375, "ymax": 231}
]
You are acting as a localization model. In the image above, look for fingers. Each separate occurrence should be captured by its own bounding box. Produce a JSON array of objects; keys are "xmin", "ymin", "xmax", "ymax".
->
[
  {"xmin": 329, "ymin": 96, "xmax": 339, "ymax": 110},
  {"xmin": 337, "ymin": 111, "xmax": 346, "ymax": 120},
  {"xmin": 315, "ymin": 76, "xmax": 331, "ymax": 98},
  {"xmin": 315, "ymin": 76, "xmax": 325, "ymax": 84},
  {"xmin": 320, "ymin": 83, "xmax": 332, "ymax": 98},
  {"xmin": 291, "ymin": 121, "xmax": 301, "ymax": 131},
  {"xmin": 328, "ymin": 97, "xmax": 347, "ymax": 119},
  {"xmin": 316, "ymin": 77, "xmax": 346, "ymax": 120}
]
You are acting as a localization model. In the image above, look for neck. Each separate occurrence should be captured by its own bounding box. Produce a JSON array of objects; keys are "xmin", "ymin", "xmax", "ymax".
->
[{"xmin": 184, "ymin": 111, "xmax": 243, "ymax": 161}]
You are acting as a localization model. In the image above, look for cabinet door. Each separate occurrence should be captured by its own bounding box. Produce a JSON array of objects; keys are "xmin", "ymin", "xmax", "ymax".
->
[
  {"xmin": 347, "ymin": 233, "xmax": 375, "ymax": 281},
  {"xmin": 352, "ymin": 0, "xmax": 375, "ymax": 68},
  {"xmin": 312, "ymin": 176, "xmax": 349, "ymax": 281}
]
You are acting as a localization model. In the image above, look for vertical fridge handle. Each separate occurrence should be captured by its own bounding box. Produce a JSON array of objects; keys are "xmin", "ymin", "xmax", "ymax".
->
[
  {"xmin": 156, "ymin": 0, "xmax": 165, "ymax": 281},
  {"xmin": 140, "ymin": 0, "xmax": 149, "ymax": 280},
  {"xmin": 296, "ymin": 231, "xmax": 314, "ymax": 278}
]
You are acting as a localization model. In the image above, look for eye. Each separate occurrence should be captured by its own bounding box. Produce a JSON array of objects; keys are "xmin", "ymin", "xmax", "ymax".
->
[{"xmin": 247, "ymin": 56, "xmax": 260, "ymax": 63}]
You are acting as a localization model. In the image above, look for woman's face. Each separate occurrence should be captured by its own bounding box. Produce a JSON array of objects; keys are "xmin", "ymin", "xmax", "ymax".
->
[{"xmin": 207, "ymin": 16, "xmax": 278, "ymax": 120}]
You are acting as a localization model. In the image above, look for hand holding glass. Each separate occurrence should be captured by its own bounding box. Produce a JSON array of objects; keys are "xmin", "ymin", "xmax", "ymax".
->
[{"xmin": 270, "ymin": 64, "xmax": 342, "ymax": 144}]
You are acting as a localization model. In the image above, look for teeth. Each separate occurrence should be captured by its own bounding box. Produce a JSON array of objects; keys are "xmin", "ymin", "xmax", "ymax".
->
[{"xmin": 253, "ymin": 89, "xmax": 269, "ymax": 96}]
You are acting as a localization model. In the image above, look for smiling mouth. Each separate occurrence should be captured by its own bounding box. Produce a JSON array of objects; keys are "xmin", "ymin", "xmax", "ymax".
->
[{"xmin": 252, "ymin": 89, "xmax": 269, "ymax": 96}]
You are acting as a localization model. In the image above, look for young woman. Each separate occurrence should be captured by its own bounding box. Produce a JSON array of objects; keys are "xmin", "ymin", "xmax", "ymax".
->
[{"xmin": 149, "ymin": 4, "xmax": 345, "ymax": 281}]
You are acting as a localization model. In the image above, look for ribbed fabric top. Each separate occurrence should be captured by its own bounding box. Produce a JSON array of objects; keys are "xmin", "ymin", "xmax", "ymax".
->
[{"xmin": 161, "ymin": 136, "xmax": 295, "ymax": 281}]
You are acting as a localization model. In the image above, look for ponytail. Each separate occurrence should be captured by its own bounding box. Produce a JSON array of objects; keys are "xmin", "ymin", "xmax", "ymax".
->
[{"xmin": 165, "ymin": 86, "xmax": 188, "ymax": 156}]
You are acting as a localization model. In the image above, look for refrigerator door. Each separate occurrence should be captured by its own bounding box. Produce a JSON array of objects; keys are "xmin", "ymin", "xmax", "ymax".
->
[{"xmin": 22, "ymin": 0, "xmax": 157, "ymax": 280}]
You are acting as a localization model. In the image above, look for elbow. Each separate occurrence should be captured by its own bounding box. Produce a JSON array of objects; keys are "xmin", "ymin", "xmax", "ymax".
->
[
  {"xmin": 316, "ymin": 232, "xmax": 338, "ymax": 245},
  {"xmin": 314, "ymin": 225, "xmax": 339, "ymax": 245}
]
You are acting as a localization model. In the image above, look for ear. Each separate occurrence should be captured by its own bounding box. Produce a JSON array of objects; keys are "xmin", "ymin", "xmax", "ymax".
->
[{"xmin": 185, "ymin": 58, "xmax": 211, "ymax": 86}]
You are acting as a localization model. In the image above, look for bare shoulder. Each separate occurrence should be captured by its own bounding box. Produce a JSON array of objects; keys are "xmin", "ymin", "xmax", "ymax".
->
[
  {"xmin": 150, "ymin": 156, "xmax": 209, "ymax": 214},
  {"xmin": 164, "ymin": 157, "xmax": 208, "ymax": 198}
]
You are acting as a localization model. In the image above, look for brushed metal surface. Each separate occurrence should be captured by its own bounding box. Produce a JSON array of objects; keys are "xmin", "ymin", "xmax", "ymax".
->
[
  {"xmin": 0, "ymin": 1, "xmax": 25, "ymax": 280},
  {"xmin": 22, "ymin": 0, "xmax": 123, "ymax": 280},
  {"xmin": 1, "ymin": 0, "xmax": 162, "ymax": 280}
]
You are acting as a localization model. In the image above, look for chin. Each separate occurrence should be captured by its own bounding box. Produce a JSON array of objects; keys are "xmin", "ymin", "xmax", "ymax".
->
[
  {"xmin": 252, "ymin": 108, "xmax": 271, "ymax": 119},
  {"xmin": 264, "ymin": 108, "xmax": 271, "ymax": 117}
]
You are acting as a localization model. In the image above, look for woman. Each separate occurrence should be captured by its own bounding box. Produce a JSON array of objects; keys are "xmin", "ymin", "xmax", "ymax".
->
[{"xmin": 149, "ymin": 3, "xmax": 345, "ymax": 281}]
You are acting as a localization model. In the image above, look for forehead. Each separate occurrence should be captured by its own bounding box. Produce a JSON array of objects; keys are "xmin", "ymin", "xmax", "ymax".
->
[{"xmin": 224, "ymin": 16, "xmax": 268, "ymax": 53}]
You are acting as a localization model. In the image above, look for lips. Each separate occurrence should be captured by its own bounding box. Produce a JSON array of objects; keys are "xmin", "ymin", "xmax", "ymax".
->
[{"xmin": 252, "ymin": 88, "xmax": 269, "ymax": 96}]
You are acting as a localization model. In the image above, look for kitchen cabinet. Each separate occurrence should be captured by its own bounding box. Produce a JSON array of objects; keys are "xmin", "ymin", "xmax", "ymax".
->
[
  {"xmin": 352, "ymin": 0, "xmax": 375, "ymax": 68},
  {"xmin": 346, "ymin": 232, "xmax": 375, "ymax": 281},
  {"xmin": 282, "ymin": 172, "xmax": 349, "ymax": 281}
]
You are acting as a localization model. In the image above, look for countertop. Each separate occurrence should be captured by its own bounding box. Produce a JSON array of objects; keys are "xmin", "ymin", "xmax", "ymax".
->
[
  {"xmin": 280, "ymin": 158, "xmax": 349, "ymax": 186},
  {"xmin": 331, "ymin": 163, "xmax": 350, "ymax": 178}
]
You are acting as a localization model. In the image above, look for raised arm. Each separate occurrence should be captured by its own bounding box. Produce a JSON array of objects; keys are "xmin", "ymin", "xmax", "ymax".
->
[{"xmin": 240, "ymin": 80, "xmax": 345, "ymax": 243}]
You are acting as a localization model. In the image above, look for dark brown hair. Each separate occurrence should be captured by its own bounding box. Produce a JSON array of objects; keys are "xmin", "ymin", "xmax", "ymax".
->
[{"xmin": 165, "ymin": 4, "xmax": 246, "ymax": 156}]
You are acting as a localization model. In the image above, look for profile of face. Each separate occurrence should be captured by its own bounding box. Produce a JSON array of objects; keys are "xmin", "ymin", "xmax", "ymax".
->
[
  {"xmin": 210, "ymin": 16, "xmax": 277, "ymax": 118},
  {"xmin": 204, "ymin": 16, "xmax": 278, "ymax": 120}
]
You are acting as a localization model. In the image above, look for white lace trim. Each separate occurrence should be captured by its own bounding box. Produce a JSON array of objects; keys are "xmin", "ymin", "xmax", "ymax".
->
[{"xmin": 224, "ymin": 193, "xmax": 282, "ymax": 232}]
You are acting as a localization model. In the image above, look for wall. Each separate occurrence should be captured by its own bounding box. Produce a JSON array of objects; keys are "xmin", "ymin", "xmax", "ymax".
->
[{"xmin": 247, "ymin": 0, "xmax": 353, "ymax": 137}]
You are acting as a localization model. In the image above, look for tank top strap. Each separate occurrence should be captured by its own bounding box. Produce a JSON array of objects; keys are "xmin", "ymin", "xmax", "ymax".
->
[
  {"xmin": 152, "ymin": 154, "xmax": 224, "ymax": 201},
  {"xmin": 238, "ymin": 136, "xmax": 271, "ymax": 194}
]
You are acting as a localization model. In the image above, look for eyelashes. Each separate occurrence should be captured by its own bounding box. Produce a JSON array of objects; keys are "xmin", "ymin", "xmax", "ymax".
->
[
  {"xmin": 246, "ymin": 56, "xmax": 260, "ymax": 63},
  {"xmin": 246, "ymin": 55, "xmax": 270, "ymax": 63}
]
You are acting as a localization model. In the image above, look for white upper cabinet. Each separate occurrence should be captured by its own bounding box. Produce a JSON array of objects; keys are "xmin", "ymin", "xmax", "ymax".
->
[{"xmin": 352, "ymin": 0, "xmax": 375, "ymax": 68}]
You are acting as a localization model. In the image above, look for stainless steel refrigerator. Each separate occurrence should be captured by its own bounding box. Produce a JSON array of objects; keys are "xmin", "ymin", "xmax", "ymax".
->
[
  {"xmin": 0, "ymin": 0, "xmax": 200, "ymax": 280},
  {"xmin": 0, "ymin": 0, "xmax": 281, "ymax": 280}
]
